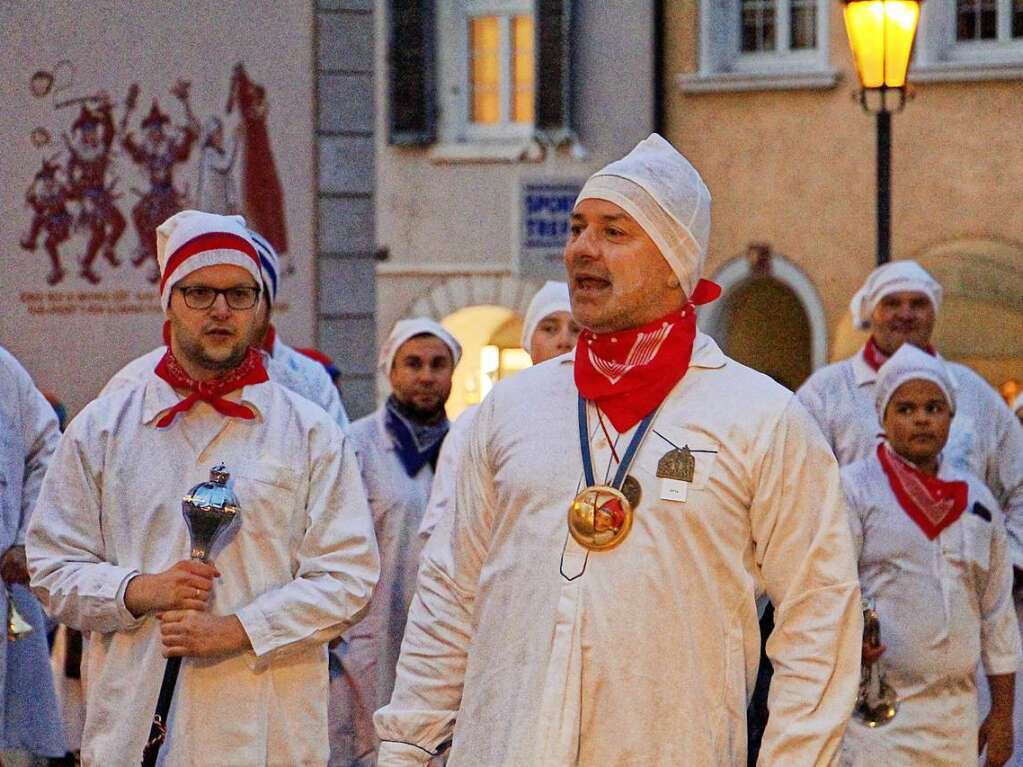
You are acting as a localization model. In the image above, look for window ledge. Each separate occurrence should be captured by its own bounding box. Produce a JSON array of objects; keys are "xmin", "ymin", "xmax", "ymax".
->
[
  {"xmin": 428, "ymin": 140, "xmax": 540, "ymax": 164},
  {"xmin": 910, "ymin": 60, "xmax": 1023, "ymax": 83},
  {"xmin": 677, "ymin": 68, "xmax": 841, "ymax": 94}
]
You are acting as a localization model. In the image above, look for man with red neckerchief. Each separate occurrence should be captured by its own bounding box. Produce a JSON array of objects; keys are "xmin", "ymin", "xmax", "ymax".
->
[
  {"xmin": 840, "ymin": 344, "xmax": 1020, "ymax": 766},
  {"xmin": 26, "ymin": 210, "xmax": 379, "ymax": 766},
  {"xmin": 100, "ymin": 226, "xmax": 350, "ymax": 431},
  {"xmin": 374, "ymin": 134, "xmax": 862, "ymax": 766}
]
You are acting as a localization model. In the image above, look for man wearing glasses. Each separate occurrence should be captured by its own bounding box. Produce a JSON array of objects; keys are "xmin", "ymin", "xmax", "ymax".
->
[
  {"xmin": 27, "ymin": 210, "xmax": 379, "ymax": 766},
  {"xmin": 100, "ymin": 228, "xmax": 350, "ymax": 431}
]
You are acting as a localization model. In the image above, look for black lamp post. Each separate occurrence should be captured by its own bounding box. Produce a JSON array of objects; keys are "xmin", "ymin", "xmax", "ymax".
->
[{"xmin": 842, "ymin": 0, "xmax": 923, "ymax": 265}]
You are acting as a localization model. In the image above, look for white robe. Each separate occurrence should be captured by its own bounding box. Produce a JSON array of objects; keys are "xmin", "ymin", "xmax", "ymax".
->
[
  {"xmin": 797, "ymin": 346, "xmax": 1023, "ymax": 568},
  {"xmin": 839, "ymin": 455, "xmax": 1021, "ymax": 766},
  {"xmin": 418, "ymin": 405, "xmax": 478, "ymax": 541},
  {"xmin": 27, "ymin": 371, "xmax": 380, "ymax": 767},
  {"xmin": 330, "ymin": 408, "xmax": 436, "ymax": 766},
  {"xmin": 0, "ymin": 346, "xmax": 64, "ymax": 758},
  {"xmin": 375, "ymin": 334, "xmax": 863, "ymax": 766},
  {"xmin": 104, "ymin": 340, "xmax": 350, "ymax": 431},
  {"xmin": 271, "ymin": 334, "xmax": 350, "ymax": 431}
]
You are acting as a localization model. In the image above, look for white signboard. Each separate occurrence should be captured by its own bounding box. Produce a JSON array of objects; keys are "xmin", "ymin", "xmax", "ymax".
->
[
  {"xmin": 519, "ymin": 180, "xmax": 582, "ymax": 282},
  {"xmin": 0, "ymin": 1, "xmax": 316, "ymax": 416}
]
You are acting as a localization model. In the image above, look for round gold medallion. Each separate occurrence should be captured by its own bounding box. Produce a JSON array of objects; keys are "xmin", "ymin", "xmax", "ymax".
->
[{"xmin": 567, "ymin": 485, "xmax": 633, "ymax": 552}]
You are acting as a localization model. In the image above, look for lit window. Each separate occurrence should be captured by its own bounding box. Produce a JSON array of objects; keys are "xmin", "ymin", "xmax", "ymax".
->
[
  {"xmin": 468, "ymin": 12, "xmax": 535, "ymax": 127},
  {"xmin": 470, "ymin": 17, "xmax": 501, "ymax": 123},
  {"xmin": 479, "ymin": 344, "xmax": 532, "ymax": 399},
  {"xmin": 511, "ymin": 15, "xmax": 535, "ymax": 123}
]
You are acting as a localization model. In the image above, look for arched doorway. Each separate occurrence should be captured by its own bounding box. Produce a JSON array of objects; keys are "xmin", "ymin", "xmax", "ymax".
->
[
  {"xmin": 440, "ymin": 305, "xmax": 531, "ymax": 418},
  {"xmin": 717, "ymin": 278, "xmax": 812, "ymax": 390},
  {"xmin": 389, "ymin": 274, "xmax": 543, "ymax": 418},
  {"xmin": 701, "ymin": 248, "xmax": 827, "ymax": 390}
]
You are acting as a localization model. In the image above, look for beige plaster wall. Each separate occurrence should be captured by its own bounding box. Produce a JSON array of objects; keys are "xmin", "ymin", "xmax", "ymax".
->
[{"xmin": 665, "ymin": 2, "xmax": 1023, "ymax": 354}]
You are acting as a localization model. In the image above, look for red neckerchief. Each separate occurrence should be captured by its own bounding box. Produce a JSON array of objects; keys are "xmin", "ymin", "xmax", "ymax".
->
[
  {"xmin": 153, "ymin": 347, "xmax": 268, "ymax": 428},
  {"xmin": 261, "ymin": 323, "xmax": 276, "ymax": 354},
  {"xmin": 574, "ymin": 306, "xmax": 697, "ymax": 433},
  {"xmin": 863, "ymin": 337, "xmax": 937, "ymax": 372},
  {"xmin": 876, "ymin": 442, "xmax": 968, "ymax": 540}
]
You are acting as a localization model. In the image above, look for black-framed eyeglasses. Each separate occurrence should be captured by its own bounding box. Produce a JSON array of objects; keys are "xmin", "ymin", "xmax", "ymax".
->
[{"xmin": 175, "ymin": 285, "xmax": 261, "ymax": 311}]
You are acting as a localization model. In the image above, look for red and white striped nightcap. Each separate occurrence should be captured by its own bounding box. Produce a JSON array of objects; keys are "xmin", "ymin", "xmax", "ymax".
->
[{"xmin": 156, "ymin": 210, "xmax": 262, "ymax": 311}]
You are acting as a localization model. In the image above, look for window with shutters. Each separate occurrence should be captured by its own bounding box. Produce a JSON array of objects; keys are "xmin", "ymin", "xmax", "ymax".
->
[
  {"xmin": 913, "ymin": 0, "xmax": 1023, "ymax": 78},
  {"xmin": 395, "ymin": 0, "xmax": 574, "ymax": 158},
  {"xmin": 456, "ymin": 0, "xmax": 535, "ymax": 143},
  {"xmin": 467, "ymin": 10, "xmax": 535, "ymax": 127},
  {"xmin": 680, "ymin": 0, "xmax": 836, "ymax": 93},
  {"xmin": 389, "ymin": 0, "xmax": 437, "ymax": 145}
]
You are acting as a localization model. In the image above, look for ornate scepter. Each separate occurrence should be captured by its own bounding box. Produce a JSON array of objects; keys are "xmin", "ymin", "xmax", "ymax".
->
[{"xmin": 141, "ymin": 464, "xmax": 240, "ymax": 767}]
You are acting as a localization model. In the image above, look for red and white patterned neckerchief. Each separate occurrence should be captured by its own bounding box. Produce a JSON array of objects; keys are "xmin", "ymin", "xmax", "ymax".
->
[
  {"xmin": 573, "ymin": 306, "xmax": 697, "ymax": 433},
  {"xmin": 153, "ymin": 346, "xmax": 269, "ymax": 428},
  {"xmin": 863, "ymin": 336, "xmax": 937, "ymax": 372},
  {"xmin": 876, "ymin": 442, "xmax": 968, "ymax": 540}
]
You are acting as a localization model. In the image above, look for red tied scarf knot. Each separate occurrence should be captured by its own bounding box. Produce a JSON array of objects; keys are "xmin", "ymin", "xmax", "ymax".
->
[
  {"xmin": 574, "ymin": 306, "xmax": 697, "ymax": 433},
  {"xmin": 863, "ymin": 336, "xmax": 937, "ymax": 372},
  {"xmin": 154, "ymin": 347, "xmax": 269, "ymax": 428},
  {"xmin": 877, "ymin": 442, "xmax": 968, "ymax": 540}
]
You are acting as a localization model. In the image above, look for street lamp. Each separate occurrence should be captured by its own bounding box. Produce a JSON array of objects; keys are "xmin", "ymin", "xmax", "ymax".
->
[{"xmin": 842, "ymin": 0, "xmax": 923, "ymax": 265}]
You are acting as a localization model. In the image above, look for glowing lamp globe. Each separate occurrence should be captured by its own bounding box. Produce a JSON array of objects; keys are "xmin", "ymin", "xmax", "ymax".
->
[{"xmin": 843, "ymin": 0, "xmax": 923, "ymax": 90}]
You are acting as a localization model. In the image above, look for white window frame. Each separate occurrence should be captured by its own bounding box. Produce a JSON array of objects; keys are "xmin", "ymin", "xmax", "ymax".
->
[
  {"xmin": 680, "ymin": 0, "xmax": 837, "ymax": 93},
  {"xmin": 913, "ymin": 0, "xmax": 1023, "ymax": 81},
  {"xmin": 435, "ymin": 0, "xmax": 534, "ymax": 149}
]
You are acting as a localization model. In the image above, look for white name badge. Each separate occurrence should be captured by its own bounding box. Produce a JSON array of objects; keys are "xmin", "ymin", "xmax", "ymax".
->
[{"xmin": 659, "ymin": 478, "xmax": 688, "ymax": 503}]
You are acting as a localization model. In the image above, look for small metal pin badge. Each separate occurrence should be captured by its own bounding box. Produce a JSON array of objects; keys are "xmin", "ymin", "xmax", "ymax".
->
[{"xmin": 656, "ymin": 445, "xmax": 695, "ymax": 483}]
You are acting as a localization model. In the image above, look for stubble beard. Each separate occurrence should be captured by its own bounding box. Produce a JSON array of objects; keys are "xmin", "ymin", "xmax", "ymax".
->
[
  {"xmin": 394, "ymin": 390, "xmax": 450, "ymax": 424},
  {"xmin": 176, "ymin": 328, "xmax": 249, "ymax": 376}
]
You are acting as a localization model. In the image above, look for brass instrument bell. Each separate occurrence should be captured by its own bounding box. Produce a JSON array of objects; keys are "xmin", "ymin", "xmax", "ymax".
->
[
  {"xmin": 853, "ymin": 603, "xmax": 898, "ymax": 727},
  {"xmin": 7, "ymin": 588, "xmax": 34, "ymax": 641}
]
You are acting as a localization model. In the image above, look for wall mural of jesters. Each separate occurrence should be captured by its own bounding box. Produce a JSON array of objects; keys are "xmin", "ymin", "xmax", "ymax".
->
[
  {"xmin": 2, "ymin": 0, "xmax": 317, "ymax": 421},
  {"xmin": 20, "ymin": 63, "xmax": 290, "ymax": 287}
]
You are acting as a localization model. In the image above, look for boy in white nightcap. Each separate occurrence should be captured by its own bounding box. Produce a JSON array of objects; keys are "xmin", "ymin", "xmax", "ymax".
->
[
  {"xmin": 840, "ymin": 344, "xmax": 1020, "ymax": 767},
  {"xmin": 374, "ymin": 134, "xmax": 862, "ymax": 766},
  {"xmin": 27, "ymin": 210, "xmax": 379, "ymax": 766}
]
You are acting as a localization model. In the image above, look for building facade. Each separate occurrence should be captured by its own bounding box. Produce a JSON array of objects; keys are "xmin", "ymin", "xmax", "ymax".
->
[
  {"xmin": 374, "ymin": 0, "xmax": 657, "ymax": 416},
  {"xmin": 665, "ymin": 0, "xmax": 1023, "ymax": 395},
  {"xmin": 0, "ymin": 0, "xmax": 380, "ymax": 419}
]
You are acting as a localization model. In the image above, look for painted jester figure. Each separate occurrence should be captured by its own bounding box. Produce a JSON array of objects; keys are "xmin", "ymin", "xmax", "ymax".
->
[
  {"xmin": 375, "ymin": 135, "xmax": 863, "ymax": 766},
  {"xmin": 20, "ymin": 158, "xmax": 74, "ymax": 286},
  {"xmin": 63, "ymin": 97, "xmax": 127, "ymax": 285},
  {"xmin": 121, "ymin": 85, "xmax": 200, "ymax": 281}
]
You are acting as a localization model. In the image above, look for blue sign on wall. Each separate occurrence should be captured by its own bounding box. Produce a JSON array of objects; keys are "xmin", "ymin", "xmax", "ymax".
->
[{"xmin": 520, "ymin": 180, "xmax": 582, "ymax": 281}]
